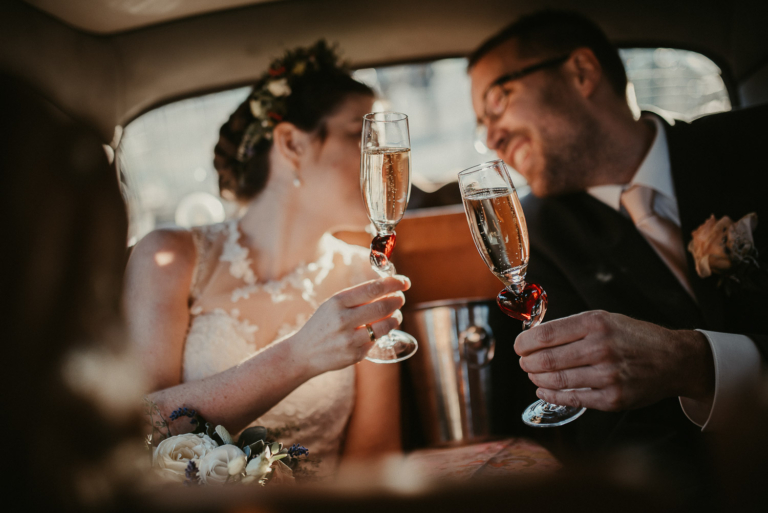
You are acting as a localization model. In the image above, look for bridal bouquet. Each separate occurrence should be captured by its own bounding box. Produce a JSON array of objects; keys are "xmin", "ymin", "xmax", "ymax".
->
[{"xmin": 146, "ymin": 402, "xmax": 308, "ymax": 486}]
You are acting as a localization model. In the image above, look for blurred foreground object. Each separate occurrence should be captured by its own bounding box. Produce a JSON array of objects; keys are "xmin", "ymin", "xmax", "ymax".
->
[
  {"xmin": 709, "ymin": 375, "xmax": 768, "ymax": 511},
  {"xmin": 0, "ymin": 73, "xmax": 143, "ymax": 508}
]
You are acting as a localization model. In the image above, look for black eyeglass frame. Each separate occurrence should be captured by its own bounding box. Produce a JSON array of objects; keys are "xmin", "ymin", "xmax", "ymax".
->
[{"xmin": 480, "ymin": 54, "xmax": 571, "ymax": 122}]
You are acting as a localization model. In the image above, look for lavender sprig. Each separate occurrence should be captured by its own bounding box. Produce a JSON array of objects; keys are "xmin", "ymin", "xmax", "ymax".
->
[
  {"xmin": 287, "ymin": 444, "xmax": 309, "ymax": 458},
  {"xmin": 169, "ymin": 407, "xmax": 199, "ymax": 425},
  {"xmin": 184, "ymin": 460, "xmax": 200, "ymax": 486}
]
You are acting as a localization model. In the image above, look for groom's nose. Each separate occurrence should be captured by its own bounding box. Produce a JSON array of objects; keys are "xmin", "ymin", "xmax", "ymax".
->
[{"xmin": 485, "ymin": 123, "xmax": 507, "ymax": 154}]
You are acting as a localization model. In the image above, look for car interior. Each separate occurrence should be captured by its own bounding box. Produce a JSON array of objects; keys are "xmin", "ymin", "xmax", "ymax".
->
[
  {"xmin": 7, "ymin": 0, "xmax": 766, "ymax": 292},
  {"xmin": 2, "ymin": 0, "xmax": 768, "ymax": 510}
]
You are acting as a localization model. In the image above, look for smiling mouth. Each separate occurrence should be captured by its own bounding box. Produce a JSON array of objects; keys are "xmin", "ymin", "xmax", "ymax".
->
[{"xmin": 505, "ymin": 138, "xmax": 531, "ymax": 172}]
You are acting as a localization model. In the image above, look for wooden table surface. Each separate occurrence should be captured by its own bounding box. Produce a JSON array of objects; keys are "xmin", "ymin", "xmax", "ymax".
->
[{"xmin": 405, "ymin": 438, "xmax": 561, "ymax": 481}]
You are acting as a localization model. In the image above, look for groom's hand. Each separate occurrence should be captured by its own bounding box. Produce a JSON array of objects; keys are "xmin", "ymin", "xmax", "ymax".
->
[{"xmin": 514, "ymin": 311, "xmax": 715, "ymax": 411}]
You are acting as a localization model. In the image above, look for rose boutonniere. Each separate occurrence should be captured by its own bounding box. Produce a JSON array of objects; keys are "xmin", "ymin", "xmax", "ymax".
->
[{"xmin": 688, "ymin": 213, "xmax": 766, "ymax": 295}]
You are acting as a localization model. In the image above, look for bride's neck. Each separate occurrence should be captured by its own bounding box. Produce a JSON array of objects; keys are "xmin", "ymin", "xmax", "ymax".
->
[{"xmin": 237, "ymin": 181, "xmax": 327, "ymax": 282}]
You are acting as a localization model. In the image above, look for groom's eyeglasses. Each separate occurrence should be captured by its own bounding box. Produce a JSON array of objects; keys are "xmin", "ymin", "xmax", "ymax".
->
[{"xmin": 479, "ymin": 54, "xmax": 571, "ymax": 125}]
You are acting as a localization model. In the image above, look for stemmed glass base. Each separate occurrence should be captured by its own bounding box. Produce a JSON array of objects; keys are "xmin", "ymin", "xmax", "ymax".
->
[
  {"xmin": 365, "ymin": 331, "xmax": 418, "ymax": 363},
  {"xmin": 522, "ymin": 400, "xmax": 587, "ymax": 427},
  {"xmin": 366, "ymin": 230, "xmax": 418, "ymax": 364},
  {"xmin": 498, "ymin": 283, "xmax": 586, "ymax": 428}
]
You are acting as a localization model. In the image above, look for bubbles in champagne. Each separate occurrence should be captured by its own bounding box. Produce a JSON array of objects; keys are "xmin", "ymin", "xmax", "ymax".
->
[
  {"xmin": 463, "ymin": 187, "xmax": 529, "ymax": 288},
  {"xmin": 361, "ymin": 147, "xmax": 411, "ymax": 233}
]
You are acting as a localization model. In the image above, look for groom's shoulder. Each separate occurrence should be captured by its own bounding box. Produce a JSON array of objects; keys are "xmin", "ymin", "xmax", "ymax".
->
[
  {"xmin": 520, "ymin": 192, "xmax": 602, "ymax": 248},
  {"xmin": 668, "ymin": 105, "xmax": 768, "ymax": 182},
  {"xmin": 672, "ymin": 105, "xmax": 768, "ymax": 146},
  {"xmin": 691, "ymin": 104, "xmax": 768, "ymax": 129},
  {"xmin": 521, "ymin": 191, "xmax": 591, "ymax": 227}
]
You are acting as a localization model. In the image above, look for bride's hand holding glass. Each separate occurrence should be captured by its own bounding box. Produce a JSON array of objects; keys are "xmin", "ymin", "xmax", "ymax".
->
[{"xmin": 291, "ymin": 276, "xmax": 410, "ymax": 376}]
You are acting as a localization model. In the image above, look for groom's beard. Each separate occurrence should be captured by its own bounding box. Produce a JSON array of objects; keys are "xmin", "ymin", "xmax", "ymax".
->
[{"xmin": 534, "ymin": 82, "xmax": 605, "ymax": 198}]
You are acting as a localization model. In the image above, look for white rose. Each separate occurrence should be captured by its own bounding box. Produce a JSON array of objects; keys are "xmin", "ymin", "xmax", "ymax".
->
[
  {"xmin": 153, "ymin": 434, "xmax": 218, "ymax": 482},
  {"xmin": 267, "ymin": 78, "xmax": 291, "ymax": 97},
  {"xmin": 198, "ymin": 445, "xmax": 247, "ymax": 485},
  {"xmin": 228, "ymin": 454, "xmax": 247, "ymax": 476}
]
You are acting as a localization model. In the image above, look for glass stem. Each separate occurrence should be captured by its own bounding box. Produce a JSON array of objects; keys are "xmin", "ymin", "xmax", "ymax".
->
[
  {"xmin": 505, "ymin": 280, "xmax": 526, "ymax": 296},
  {"xmin": 373, "ymin": 261, "xmax": 395, "ymax": 278},
  {"xmin": 371, "ymin": 251, "xmax": 394, "ymax": 277},
  {"xmin": 370, "ymin": 230, "xmax": 396, "ymax": 277}
]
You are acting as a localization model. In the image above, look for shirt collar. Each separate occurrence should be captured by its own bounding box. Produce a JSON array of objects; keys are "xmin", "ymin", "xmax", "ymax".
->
[{"xmin": 587, "ymin": 114, "xmax": 675, "ymax": 211}]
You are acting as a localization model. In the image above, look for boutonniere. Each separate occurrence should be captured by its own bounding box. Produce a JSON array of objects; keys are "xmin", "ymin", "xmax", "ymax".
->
[{"xmin": 688, "ymin": 213, "xmax": 766, "ymax": 294}]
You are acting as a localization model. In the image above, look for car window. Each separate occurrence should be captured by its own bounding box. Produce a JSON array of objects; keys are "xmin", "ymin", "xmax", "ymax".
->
[
  {"xmin": 118, "ymin": 87, "xmax": 248, "ymax": 245},
  {"xmin": 620, "ymin": 48, "xmax": 731, "ymax": 121},
  {"xmin": 118, "ymin": 48, "xmax": 731, "ymax": 243}
]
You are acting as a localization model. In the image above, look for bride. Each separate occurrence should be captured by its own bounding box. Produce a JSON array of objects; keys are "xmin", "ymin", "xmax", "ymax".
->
[{"xmin": 124, "ymin": 42, "xmax": 408, "ymax": 478}]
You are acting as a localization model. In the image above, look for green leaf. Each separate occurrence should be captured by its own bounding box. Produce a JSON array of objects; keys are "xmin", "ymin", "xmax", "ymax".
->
[
  {"xmin": 272, "ymin": 453, "xmax": 288, "ymax": 461},
  {"xmin": 237, "ymin": 426, "xmax": 267, "ymax": 448},
  {"xmin": 205, "ymin": 423, "xmax": 225, "ymax": 446},
  {"xmin": 249, "ymin": 440, "xmax": 266, "ymax": 456},
  {"xmin": 270, "ymin": 442, "xmax": 281, "ymax": 454}
]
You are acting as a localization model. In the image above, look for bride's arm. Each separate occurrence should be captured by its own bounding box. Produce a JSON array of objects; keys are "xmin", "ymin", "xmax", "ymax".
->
[
  {"xmin": 124, "ymin": 229, "xmax": 407, "ymax": 435},
  {"xmin": 342, "ymin": 360, "xmax": 402, "ymax": 460}
]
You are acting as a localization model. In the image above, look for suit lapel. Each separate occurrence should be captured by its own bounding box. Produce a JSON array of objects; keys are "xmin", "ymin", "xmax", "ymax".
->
[
  {"xmin": 568, "ymin": 193, "xmax": 703, "ymax": 328},
  {"xmin": 666, "ymin": 121, "xmax": 726, "ymax": 331}
]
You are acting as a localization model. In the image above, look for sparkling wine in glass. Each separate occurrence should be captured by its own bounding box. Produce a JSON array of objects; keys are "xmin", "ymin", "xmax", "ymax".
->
[
  {"xmin": 458, "ymin": 160, "xmax": 586, "ymax": 427},
  {"xmin": 360, "ymin": 111, "xmax": 418, "ymax": 363}
]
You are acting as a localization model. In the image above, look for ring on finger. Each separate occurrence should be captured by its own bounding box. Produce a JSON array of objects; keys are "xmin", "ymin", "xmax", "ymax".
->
[{"xmin": 364, "ymin": 324, "xmax": 376, "ymax": 342}]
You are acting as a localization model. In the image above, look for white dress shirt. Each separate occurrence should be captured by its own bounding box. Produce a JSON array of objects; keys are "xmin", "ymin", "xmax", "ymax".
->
[{"xmin": 586, "ymin": 114, "xmax": 762, "ymax": 431}]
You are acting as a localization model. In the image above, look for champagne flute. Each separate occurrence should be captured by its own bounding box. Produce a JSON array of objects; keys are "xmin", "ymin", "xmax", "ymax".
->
[
  {"xmin": 360, "ymin": 111, "xmax": 418, "ymax": 363},
  {"xmin": 458, "ymin": 160, "xmax": 586, "ymax": 427}
]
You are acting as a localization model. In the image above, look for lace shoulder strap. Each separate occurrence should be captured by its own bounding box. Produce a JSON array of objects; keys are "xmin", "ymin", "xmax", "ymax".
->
[{"xmin": 189, "ymin": 222, "xmax": 228, "ymax": 303}]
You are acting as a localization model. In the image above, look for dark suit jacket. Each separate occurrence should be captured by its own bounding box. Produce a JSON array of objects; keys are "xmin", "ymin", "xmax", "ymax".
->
[{"xmin": 515, "ymin": 106, "xmax": 768, "ymax": 472}]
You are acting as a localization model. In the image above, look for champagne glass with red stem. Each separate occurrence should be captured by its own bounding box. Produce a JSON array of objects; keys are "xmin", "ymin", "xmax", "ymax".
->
[
  {"xmin": 458, "ymin": 160, "xmax": 585, "ymax": 427},
  {"xmin": 360, "ymin": 112, "xmax": 418, "ymax": 363}
]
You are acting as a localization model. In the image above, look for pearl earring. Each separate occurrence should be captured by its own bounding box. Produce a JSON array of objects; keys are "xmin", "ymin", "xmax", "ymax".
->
[{"xmin": 293, "ymin": 173, "xmax": 302, "ymax": 188}]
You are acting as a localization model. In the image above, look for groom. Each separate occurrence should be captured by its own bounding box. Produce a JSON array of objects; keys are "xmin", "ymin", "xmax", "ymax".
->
[{"xmin": 468, "ymin": 10, "xmax": 767, "ymax": 458}]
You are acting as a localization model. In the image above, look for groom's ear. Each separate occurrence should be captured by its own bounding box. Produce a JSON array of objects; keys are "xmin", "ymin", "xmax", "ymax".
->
[
  {"xmin": 272, "ymin": 122, "xmax": 310, "ymax": 171},
  {"xmin": 565, "ymin": 47, "xmax": 601, "ymax": 99}
]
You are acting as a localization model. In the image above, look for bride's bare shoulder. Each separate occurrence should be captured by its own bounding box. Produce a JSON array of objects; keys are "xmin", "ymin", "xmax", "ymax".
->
[{"xmin": 125, "ymin": 227, "xmax": 197, "ymax": 289}]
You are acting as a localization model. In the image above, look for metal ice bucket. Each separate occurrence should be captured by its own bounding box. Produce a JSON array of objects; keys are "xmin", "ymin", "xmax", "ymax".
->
[{"xmin": 404, "ymin": 298, "xmax": 497, "ymax": 446}]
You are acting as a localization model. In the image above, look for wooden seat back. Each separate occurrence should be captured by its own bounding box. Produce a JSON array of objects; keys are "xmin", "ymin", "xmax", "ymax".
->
[{"xmin": 336, "ymin": 205, "xmax": 500, "ymax": 306}]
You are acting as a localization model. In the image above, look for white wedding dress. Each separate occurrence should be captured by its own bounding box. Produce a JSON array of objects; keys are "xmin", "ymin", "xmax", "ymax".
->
[{"xmin": 182, "ymin": 219, "xmax": 374, "ymax": 479}]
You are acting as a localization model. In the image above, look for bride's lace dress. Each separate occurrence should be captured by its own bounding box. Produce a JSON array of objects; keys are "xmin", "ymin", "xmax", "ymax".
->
[{"xmin": 182, "ymin": 220, "xmax": 374, "ymax": 479}]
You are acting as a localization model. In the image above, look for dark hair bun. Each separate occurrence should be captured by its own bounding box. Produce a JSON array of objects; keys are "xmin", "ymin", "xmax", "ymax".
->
[{"xmin": 213, "ymin": 41, "xmax": 373, "ymax": 202}]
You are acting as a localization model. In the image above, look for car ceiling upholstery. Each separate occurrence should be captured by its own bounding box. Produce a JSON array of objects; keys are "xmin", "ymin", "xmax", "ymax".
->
[
  {"xmin": 2, "ymin": 0, "xmax": 767, "ymax": 142},
  {"xmin": 24, "ymin": 0, "xmax": 284, "ymax": 34}
]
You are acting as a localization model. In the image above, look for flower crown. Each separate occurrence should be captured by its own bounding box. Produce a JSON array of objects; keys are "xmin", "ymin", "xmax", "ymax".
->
[{"xmin": 236, "ymin": 40, "xmax": 346, "ymax": 163}]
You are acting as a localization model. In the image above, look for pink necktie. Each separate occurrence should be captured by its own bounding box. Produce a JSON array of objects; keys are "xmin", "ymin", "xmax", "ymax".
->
[{"xmin": 620, "ymin": 185, "xmax": 695, "ymax": 298}]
